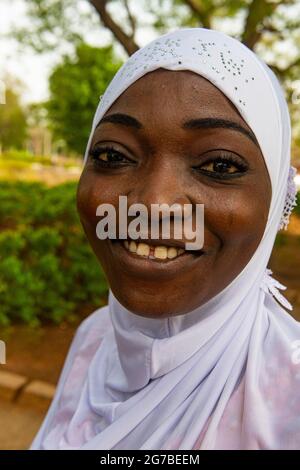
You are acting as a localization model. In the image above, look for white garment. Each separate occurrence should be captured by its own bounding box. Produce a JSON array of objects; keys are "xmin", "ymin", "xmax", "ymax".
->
[{"xmin": 30, "ymin": 27, "xmax": 300, "ymax": 450}]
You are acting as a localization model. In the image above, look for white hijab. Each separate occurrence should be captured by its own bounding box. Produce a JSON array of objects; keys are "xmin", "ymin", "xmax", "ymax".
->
[{"xmin": 30, "ymin": 27, "xmax": 300, "ymax": 450}]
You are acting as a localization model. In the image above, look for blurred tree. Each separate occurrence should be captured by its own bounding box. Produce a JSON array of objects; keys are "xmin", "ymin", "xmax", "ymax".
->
[
  {"xmin": 46, "ymin": 42, "xmax": 123, "ymax": 154},
  {"xmin": 27, "ymin": 102, "xmax": 48, "ymax": 128},
  {"xmin": 6, "ymin": 0, "xmax": 300, "ymax": 153},
  {"xmin": 0, "ymin": 85, "xmax": 27, "ymax": 151},
  {"xmin": 8, "ymin": 0, "xmax": 300, "ymax": 80}
]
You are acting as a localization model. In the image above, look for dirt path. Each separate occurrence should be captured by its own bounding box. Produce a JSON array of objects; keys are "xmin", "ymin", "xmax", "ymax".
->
[
  {"xmin": 1, "ymin": 319, "xmax": 84, "ymax": 385},
  {"xmin": 0, "ymin": 399, "xmax": 45, "ymax": 449}
]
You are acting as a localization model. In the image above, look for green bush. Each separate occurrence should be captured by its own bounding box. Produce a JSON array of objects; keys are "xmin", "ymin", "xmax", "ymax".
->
[
  {"xmin": 0, "ymin": 181, "xmax": 108, "ymax": 326},
  {"xmin": 274, "ymin": 231, "xmax": 289, "ymax": 247}
]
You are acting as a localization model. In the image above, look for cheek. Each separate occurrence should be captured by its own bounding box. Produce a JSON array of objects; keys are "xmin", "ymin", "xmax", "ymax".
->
[{"xmin": 77, "ymin": 172, "xmax": 121, "ymax": 230}]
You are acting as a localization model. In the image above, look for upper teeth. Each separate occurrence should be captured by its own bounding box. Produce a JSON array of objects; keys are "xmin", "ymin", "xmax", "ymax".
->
[{"xmin": 124, "ymin": 240, "xmax": 185, "ymax": 260}]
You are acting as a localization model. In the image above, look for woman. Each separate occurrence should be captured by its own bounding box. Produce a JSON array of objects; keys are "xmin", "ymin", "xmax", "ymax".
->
[{"xmin": 30, "ymin": 27, "xmax": 300, "ymax": 450}]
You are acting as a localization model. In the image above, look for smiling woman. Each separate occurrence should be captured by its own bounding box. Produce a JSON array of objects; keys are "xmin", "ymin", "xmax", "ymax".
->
[
  {"xmin": 77, "ymin": 68, "xmax": 271, "ymax": 317},
  {"xmin": 30, "ymin": 28, "xmax": 299, "ymax": 450}
]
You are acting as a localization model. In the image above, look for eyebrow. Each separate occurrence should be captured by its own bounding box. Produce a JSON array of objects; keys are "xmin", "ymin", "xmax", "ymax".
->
[{"xmin": 97, "ymin": 112, "xmax": 259, "ymax": 147}]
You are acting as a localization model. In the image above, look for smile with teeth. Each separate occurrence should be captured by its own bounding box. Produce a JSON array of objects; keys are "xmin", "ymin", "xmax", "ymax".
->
[{"xmin": 123, "ymin": 240, "xmax": 187, "ymax": 260}]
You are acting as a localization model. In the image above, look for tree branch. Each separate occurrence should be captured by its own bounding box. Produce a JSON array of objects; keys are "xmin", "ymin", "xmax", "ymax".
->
[
  {"xmin": 183, "ymin": 0, "xmax": 211, "ymax": 29},
  {"xmin": 241, "ymin": 0, "xmax": 279, "ymax": 50},
  {"xmin": 269, "ymin": 56, "xmax": 300, "ymax": 80},
  {"xmin": 89, "ymin": 0, "xmax": 139, "ymax": 55},
  {"xmin": 123, "ymin": 0, "xmax": 136, "ymax": 38}
]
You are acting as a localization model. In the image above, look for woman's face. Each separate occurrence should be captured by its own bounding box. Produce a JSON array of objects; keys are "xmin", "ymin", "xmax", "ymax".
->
[{"xmin": 77, "ymin": 69, "xmax": 272, "ymax": 318}]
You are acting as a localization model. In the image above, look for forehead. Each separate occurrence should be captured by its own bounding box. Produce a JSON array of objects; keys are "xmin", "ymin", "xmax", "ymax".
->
[{"xmin": 105, "ymin": 68, "xmax": 249, "ymax": 127}]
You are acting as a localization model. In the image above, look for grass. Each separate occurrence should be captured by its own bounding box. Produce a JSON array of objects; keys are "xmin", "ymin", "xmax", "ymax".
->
[{"xmin": 0, "ymin": 151, "xmax": 82, "ymax": 186}]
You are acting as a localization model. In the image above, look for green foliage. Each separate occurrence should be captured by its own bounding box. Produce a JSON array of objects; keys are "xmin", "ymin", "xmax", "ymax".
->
[
  {"xmin": 47, "ymin": 43, "xmax": 123, "ymax": 155},
  {"xmin": 10, "ymin": 0, "xmax": 94, "ymax": 53},
  {"xmin": 7, "ymin": 0, "xmax": 300, "ymax": 149},
  {"xmin": 0, "ymin": 87, "xmax": 27, "ymax": 150},
  {"xmin": 274, "ymin": 231, "xmax": 289, "ymax": 247},
  {"xmin": 0, "ymin": 181, "xmax": 108, "ymax": 326},
  {"xmin": 0, "ymin": 149, "xmax": 52, "ymax": 165}
]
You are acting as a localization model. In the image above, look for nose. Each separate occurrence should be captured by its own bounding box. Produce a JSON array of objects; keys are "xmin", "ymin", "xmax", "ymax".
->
[
  {"xmin": 128, "ymin": 159, "xmax": 191, "ymax": 220},
  {"xmin": 124, "ymin": 157, "xmax": 204, "ymax": 248}
]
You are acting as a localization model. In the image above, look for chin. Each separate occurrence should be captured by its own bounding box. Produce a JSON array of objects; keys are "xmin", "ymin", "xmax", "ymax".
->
[{"xmin": 111, "ymin": 287, "xmax": 194, "ymax": 319}]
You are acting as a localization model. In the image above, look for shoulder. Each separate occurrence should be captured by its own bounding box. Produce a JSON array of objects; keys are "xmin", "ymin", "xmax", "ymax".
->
[
  {"xmin": 29, "ymin": 304, "xmax": 112, "ymax": 449},
  {"xmin": 54, "ymin": 304, "xmax": 112, "ymax": 392},
  {"xmin": 74, "ymin": 304, "xmax": 112, "ymax": 340},
  {"xmin": 68, "ymin": 304, "xmax": 113, "ymax": 360}
]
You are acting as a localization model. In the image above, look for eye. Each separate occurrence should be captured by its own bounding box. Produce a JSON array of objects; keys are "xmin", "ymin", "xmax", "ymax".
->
[
  {"xmin": 194, "ymin": 151, "xmax": 248, "ymax": 179},
  {"xmin": 89, "ymin": 145, "xmax": 134, "ymax": 168},
  {"xmin": 202, "ymin": 159, "xmax": 239, "ymax": 174}
]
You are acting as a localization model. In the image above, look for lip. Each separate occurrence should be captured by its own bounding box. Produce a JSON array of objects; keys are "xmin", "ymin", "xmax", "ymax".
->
[{"xmin": 109, "ymin": 239, "xmax": 206, "ymax": 280}]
